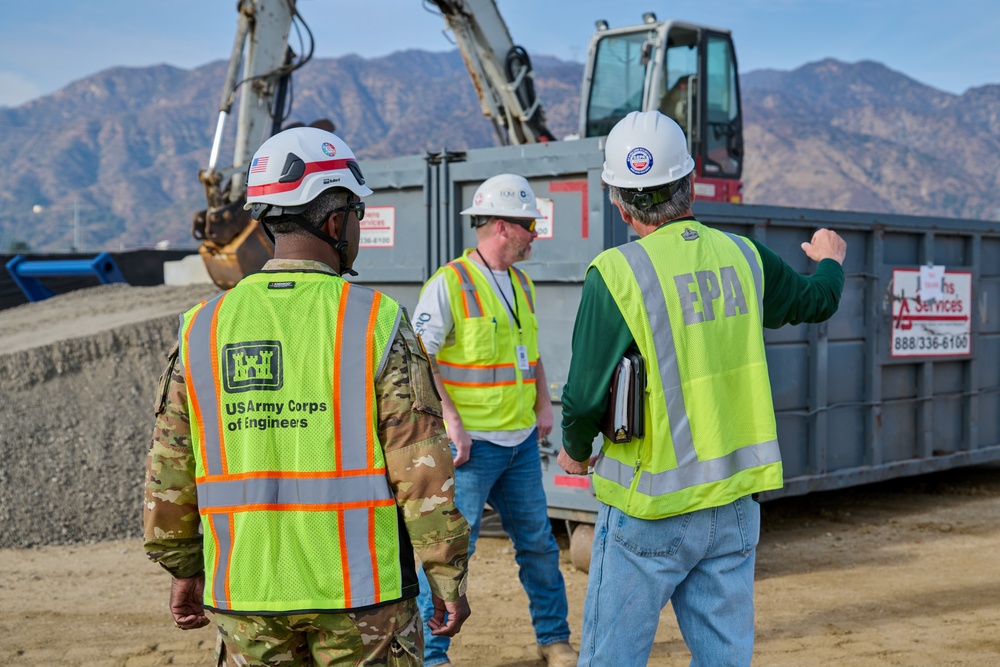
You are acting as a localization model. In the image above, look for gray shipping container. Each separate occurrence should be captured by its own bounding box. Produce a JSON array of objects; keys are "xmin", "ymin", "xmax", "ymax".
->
[{"xmin": 354, "ymin": 137, "xmax": 1000, "ymax": 528}]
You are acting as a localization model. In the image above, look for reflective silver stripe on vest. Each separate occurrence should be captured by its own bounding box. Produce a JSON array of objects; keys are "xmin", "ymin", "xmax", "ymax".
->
[
  {"xmin": 511, "ymin": 267, "xmax": 534, "ymax": 313},
  {"xmin": 209, "ymin": 513, "xmax": 232, "ymax": 610},
  {"xmin": 449, "ymin": 262, "xmax": 482, "ymax": 318},
  {"xmin": 591, "ymin": 452, "xmax": 632, "ymax": 486},
  {"xmin": 437, "ymin": 362, "xmax": 536, "ymax": 384},
  {"xmin": 723, "ymin": 233, "xmax": 764, "ymax": 323},
  {"xmin": 343, "ymin": 508, "xmax": 375, "ymax": 604},
  {"xmin": 198, "ymin": 474, "xmax": 392, "ymax": 509},
  {"xmin": 618, "ymin": 243, "xmax": 697, "ymax": 467},
  {"xmin": 340, "ymin": 285, "xmax": 376, "ymax": 471},
  {"xmin": 594, "ymin": 439, "xmax": 782, "ymax": 497},
  {"xmin": 187, "ymin": 292, "xmax": 228, "ymax": 475}
]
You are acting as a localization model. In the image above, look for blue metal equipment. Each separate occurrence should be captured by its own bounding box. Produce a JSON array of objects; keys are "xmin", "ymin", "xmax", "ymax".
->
[{"xmin": 5, "ymin": 253, "xmax": 127, "ymax": 302}]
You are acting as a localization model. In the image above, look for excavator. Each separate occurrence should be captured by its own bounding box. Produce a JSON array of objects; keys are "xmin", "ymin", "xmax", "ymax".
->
[
  {"xmin": 428, "ymin": 1, "xmax": 743, "ymax": 199},
  {"xmin": 192, "ymin": 0, "xmax": 745, "ymax": 288}
]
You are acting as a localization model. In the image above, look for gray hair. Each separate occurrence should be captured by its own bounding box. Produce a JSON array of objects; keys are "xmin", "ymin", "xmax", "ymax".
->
[
  {"xmin": 265, "ymin": 188, "xmax": 352, "ymax": 237},
  {"xmin": 608, "ymin": 175, "xmax": 692, "ymax": 227}
]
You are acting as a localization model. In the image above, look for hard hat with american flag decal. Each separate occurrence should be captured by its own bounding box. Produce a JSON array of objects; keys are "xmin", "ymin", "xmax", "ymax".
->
[{"xmin": 244, "ymin": 127, "xmax": 371, "ymax": 221}]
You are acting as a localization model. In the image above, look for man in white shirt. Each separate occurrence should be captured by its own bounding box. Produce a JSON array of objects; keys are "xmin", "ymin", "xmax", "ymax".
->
[{"xmin": 411, "ymin": 174, "xmax": 576, "ymax": 667}]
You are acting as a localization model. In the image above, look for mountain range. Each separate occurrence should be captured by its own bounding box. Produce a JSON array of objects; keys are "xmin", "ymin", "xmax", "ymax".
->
[{"xmin": 0, "ymin": 50, "xmax": 997, "ymax": 253}]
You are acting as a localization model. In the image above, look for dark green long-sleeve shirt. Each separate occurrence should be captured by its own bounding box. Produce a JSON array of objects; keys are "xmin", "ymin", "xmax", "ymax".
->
[{"xmin": 560, "ymin": 219, "xmax": 845, "ymax": 462}]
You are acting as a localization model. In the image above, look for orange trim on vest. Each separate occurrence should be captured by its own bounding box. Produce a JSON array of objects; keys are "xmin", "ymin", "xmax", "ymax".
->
[
  {"xmin": 207, "ymin": 517, "xmax": 222, "ymax": 608},
  {"xmin": 446, "ymin": 264, "xmax": 471, "ymax": 318},
  {"xmin": 441, "ymin": 378, "xmax": 534, "ymax": 388},
  {"xmin": 450, "ymin": 260, "xmax": 485, "ymax": 317},
  {"xmin": 437, "ymin": 359, "xmax": 521, "ymax": 370}
]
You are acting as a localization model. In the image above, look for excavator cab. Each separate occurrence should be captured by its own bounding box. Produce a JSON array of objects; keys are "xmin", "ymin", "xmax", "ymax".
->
[{"xmin": 581, "ymin": 15, "xmax": 744, "ymax": 202}]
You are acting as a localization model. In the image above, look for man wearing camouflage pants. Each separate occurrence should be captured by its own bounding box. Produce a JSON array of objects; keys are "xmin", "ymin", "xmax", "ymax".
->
[{"xmin": 143, "ymin": 126, "xmax": 471, "ymax": 665}]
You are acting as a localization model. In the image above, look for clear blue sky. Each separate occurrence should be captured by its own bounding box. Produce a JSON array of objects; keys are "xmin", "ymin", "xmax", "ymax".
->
[{"xmin": 1, "ymin": 0, "xmax": 998, "ymax": 108}]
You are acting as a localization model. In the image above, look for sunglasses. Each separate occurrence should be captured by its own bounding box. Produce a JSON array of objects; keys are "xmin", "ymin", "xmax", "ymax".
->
[
  {"xmin": 502, "ymin": 217, "xmax": 537, "ymax": 232},
  {"xmin": 331, "ymin": 201, "xmax": 366, "ymax": 221}
]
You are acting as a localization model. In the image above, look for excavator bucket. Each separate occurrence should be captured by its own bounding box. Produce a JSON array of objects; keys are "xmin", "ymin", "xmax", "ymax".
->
[{"xmin": 198, "ymin": 218, "xmax": 273, "ymax": 289}]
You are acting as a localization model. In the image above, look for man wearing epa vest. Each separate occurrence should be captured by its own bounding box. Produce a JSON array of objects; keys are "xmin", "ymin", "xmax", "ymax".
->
[
  {"xmin": 558, "ymin": 111, "xmax": 847, "ymax": 666},
  {"xmin": 143, "ymin": 127, "xmax": 471, "ymax": 665},
  {"xmin": 410, "ymin": 174, "xmax": 577, "ymax": 667}
]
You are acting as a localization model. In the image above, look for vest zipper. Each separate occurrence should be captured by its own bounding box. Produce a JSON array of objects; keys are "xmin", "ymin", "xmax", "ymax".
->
[{"xmin": 623, "ymin": 458, "xmax": 642, "ymax": 514}]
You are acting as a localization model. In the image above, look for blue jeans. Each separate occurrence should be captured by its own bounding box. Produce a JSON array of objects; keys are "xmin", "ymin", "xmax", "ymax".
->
[
  {"xmin": 579, "ymin": 496, "xmax": 760, "ymax": 667},
  {"xmin": 416, "ymin": 430, "xmax": 570, "ymax": 666}
]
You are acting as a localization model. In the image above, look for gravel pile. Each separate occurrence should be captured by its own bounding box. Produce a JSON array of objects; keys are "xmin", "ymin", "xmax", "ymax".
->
[{"xmin": 0, "ymin": 283, "xmax": 219, "ymax": 548}]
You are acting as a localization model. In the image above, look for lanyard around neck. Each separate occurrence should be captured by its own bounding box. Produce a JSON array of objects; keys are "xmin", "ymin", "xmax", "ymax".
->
[{"xmin": 475, "ymin": 249, "xmax": 521, "ymax": 332}]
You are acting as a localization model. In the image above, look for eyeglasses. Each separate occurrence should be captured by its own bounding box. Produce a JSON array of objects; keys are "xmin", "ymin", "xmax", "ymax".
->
[
  {"xmin": 501, "ymin": 217, "xmax": 537, "ymax": 233},
  {"xmin": 331, "ymin": 201, "xmax": 365, "ymax": 221}
]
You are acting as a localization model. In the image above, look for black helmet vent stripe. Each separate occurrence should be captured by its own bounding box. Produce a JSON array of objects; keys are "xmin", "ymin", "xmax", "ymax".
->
[
  {"xmin": 279, "ymin": 153, "xmax": 306, "ymax": 183},
  {"xmin": 348, "ymin": 161, "xmax": 366, "ymax": 186}
]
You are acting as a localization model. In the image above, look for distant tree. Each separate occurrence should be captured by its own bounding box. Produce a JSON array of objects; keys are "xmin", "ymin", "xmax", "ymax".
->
[{"xmin": 7, "ymin": 240, "xmax": 32, "ymax": 253}]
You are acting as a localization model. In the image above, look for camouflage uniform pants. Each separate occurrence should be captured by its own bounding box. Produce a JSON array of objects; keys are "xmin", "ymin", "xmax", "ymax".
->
[{"xmin": 213, "ymin": 597, "xmax": 422, "ymax": 666}]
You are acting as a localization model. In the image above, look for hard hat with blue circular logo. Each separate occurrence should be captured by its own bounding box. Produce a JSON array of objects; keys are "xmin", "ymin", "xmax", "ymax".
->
[
  {"xmin": 601, "ymin": 111, "xmax": 695, "ymax": 189},
  {"xmin": 244, "ymin": 127, "xmax": 371, "ymax": 220},
  {"xmin": 460, "ymin": 173, "xmax": 543, "ymax": 222}
]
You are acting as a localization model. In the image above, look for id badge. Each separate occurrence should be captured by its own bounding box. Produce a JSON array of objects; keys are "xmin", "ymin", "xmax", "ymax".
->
[{"xmin": 516, "ymin": 345, "xmax": 530, "ymax": 371}]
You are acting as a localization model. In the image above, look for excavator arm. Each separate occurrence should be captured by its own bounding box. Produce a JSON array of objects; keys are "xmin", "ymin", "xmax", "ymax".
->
[
  {"xmin": 426, "ymin": 0, "xmax": 555, "ymax": 145},
  {"xmin": 192, "ymin": 0, "xmax": 314, "ymax": 288},
  {"xmin": 194, "ymin": 0, "xmax": 555, "ymax": 288}
]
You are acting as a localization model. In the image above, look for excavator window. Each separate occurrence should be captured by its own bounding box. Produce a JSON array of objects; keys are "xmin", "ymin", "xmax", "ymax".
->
[
  {"xmin": 659, "ymin": 28, "xmax": 699, "ymax": 146},
  {"xmin": 585, "ymin": 30, "xmax": 655, "ymax": 137},
  {"xmin": 701, "ymin": 34, "xmax": 742, "ymax": 178}
]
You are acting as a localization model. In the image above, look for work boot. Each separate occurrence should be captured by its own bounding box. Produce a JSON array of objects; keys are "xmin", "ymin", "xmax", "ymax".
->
[{"xmin": 537, "ymin": 641, "xmax": 578, "ymax": 667}]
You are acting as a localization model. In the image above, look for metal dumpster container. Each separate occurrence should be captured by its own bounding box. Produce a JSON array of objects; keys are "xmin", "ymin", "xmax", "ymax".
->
[{"xmin": 357, "ymin": 140, "xmax": 1000, "ymax": 548}]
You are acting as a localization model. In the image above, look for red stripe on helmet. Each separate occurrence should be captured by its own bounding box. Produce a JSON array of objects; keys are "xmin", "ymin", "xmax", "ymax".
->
[{"xmin": 246, "ymin": 159, "xmax": 358, "ymax": 197}]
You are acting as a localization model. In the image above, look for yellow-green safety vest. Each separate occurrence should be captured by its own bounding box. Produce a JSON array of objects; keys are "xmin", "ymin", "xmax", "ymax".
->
[
  {"xmin": 589, "ymin": 221, "xmax": 783, "ymax": 519},
  {"xmin": 429, "ymin": 249, "xmax": 539, "ymax": 431},
  {"xmin": 179, "ymin": 271, "xmax": 414, "ymax": 614}
]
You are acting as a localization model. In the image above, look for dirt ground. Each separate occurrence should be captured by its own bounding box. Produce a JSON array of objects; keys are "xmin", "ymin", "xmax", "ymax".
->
[
  {"xmin": 2, "ymin": 284, "xmax": 999, "ymax": 665},
  {"xmin": 2, "ymin": 464, "xmax": 999, "ymax": 667}
]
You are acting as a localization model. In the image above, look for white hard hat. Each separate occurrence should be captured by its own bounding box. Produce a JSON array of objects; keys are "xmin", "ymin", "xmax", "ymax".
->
[
  {"xmin": 601, "ymin": 111, "xmax": 695, "ymax": 189},
  {"xmin": 244, "ymin": 127, "xmax": 372, "ymax": 217},
  {"xmin": 460, "ymin": 174, "xmax": 543, "ymax": 220}
]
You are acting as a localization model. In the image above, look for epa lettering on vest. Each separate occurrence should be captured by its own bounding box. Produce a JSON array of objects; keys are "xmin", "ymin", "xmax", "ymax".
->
[{"xmin": 673, "ymin": 266, "xmax": 749, "ymax": 325}]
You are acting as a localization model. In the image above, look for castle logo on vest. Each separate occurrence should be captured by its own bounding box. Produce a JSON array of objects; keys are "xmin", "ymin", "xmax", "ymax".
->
[{"xmin": 223, "ymin": 341, "xmax": 284, "ymax": 393}]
